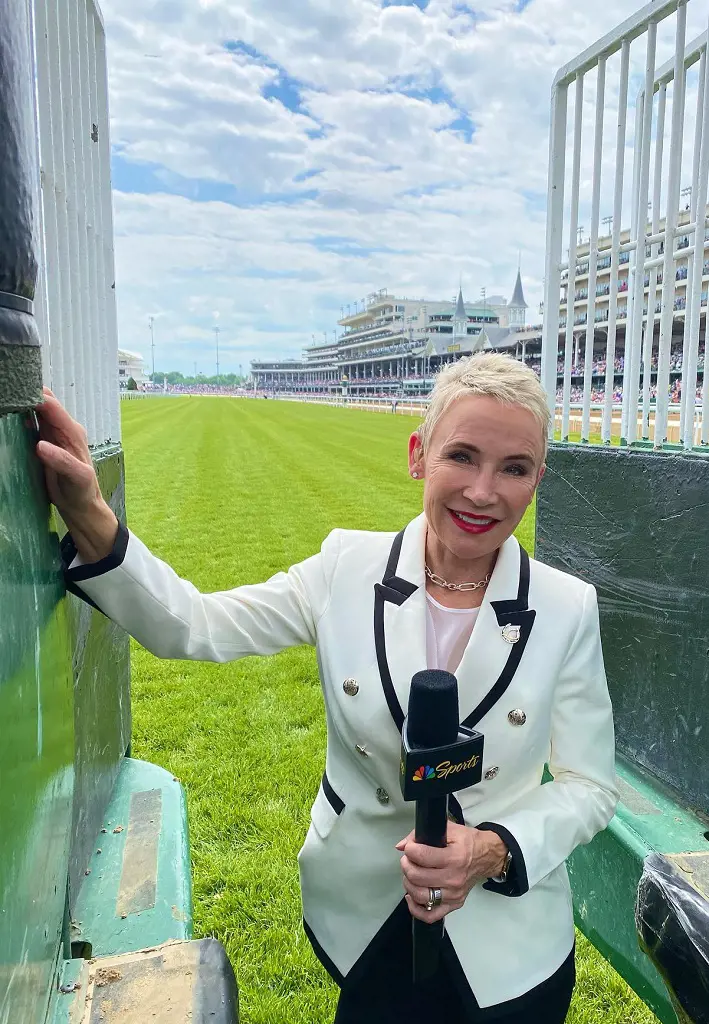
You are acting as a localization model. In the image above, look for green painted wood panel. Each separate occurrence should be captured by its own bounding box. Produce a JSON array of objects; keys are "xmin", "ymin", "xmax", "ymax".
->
[{"xmin": 0, "ymin": 413, "xmax": 74, "ymax": 1024}]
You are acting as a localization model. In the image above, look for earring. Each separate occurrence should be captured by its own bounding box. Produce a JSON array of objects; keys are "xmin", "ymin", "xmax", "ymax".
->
[{"xmin": 412, "ymin": 472, "xmax": 420, "ymax": 479}]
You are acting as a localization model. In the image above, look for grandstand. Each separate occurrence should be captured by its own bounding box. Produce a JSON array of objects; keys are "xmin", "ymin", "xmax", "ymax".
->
[
  {"xmin": 251, "ymin": 243, "xmax": 708, "ymax": 410},
  {"xmin": 251, "ymin": 277, "xmax": 537, "ymax": 396}
]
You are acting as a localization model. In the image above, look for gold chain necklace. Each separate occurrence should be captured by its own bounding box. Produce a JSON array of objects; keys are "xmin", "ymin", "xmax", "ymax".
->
[{"xmin": 424, "ymin": 564, "xmax": 491, "ymax": 592}]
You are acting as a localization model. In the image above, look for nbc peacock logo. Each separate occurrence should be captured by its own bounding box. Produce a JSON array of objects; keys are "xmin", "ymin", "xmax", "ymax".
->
[{"xmin": 413, "ymin": 765, "xmax": 437, "ymax": 782}]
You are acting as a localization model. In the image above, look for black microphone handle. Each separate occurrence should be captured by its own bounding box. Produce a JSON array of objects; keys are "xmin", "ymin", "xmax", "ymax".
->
[
  {"xmin": 415, "ymin": 796, "xmax": 448, "ymax": 849},
  {"xmin": 412, "ymin": 795, "xmax": 449, "ymax": 985}
]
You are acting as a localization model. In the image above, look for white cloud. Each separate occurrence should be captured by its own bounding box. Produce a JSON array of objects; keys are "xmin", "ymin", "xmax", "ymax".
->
[{"xmin": 99, "ymin": 0, "xmax": 707, "ymax": 374}]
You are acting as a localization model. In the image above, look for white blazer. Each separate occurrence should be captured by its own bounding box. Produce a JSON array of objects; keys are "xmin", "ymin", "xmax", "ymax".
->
[{"xmin": 64, "ymin": 512, "xmax": 618, "ymax": 1010}]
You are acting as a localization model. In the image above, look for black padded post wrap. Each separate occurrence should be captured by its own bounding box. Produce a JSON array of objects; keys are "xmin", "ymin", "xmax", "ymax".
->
[{"xmin": 0, "ymin": 0, "xmax": 43, "ymax": 415}]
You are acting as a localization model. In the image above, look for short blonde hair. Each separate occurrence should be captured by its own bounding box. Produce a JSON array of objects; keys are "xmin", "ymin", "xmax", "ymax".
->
[{"xmin": 417, "ymin": 352, "xmax": 550, "ymax": 455}]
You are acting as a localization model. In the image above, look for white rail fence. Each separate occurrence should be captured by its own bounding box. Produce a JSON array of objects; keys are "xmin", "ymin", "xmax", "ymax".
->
[
  {"xmin": 271, "ymin": 393, "xmax": 701, "ymax": 438},
  {"xmin": 542, "ymin": 0, "xmax": 709, "ymax": 449},
  {"xmin": 31, "ymin": 0, "xmax": 119, "ymax": 446}
]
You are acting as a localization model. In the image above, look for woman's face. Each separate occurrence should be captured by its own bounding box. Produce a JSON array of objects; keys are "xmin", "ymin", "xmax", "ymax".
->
[{"xmin": 409, "ymin": 395, "xmax": 546, "ymax": 564}]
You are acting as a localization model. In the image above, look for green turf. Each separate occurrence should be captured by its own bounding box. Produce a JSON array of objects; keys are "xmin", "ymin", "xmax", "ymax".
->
[{"xmin": 121, "ymin": 396, "xmax": 657, "ymax": 1024}]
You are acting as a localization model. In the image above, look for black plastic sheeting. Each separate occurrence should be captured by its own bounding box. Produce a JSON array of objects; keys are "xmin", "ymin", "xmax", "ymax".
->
[
  {"xmin": 637, "ymin": 853, "xmax": 709, "ymax": 1024},
  {"xmin": 0, "ymin": 0, "xmax": 42, "ymax": 414},
  {"xmin": 536, "ymin": 444, "xmax": 709, "ymax": 817}
]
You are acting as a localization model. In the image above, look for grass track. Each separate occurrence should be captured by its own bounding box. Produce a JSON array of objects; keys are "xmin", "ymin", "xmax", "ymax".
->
[{"xmin": 122, "ymin": 397, "xmax": 656, "ymax": 1024}]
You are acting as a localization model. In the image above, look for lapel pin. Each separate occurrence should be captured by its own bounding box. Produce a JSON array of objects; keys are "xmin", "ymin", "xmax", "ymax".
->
[{"xmin": 501, "ymin": 623, "xmax": 521, "ymax": 644}]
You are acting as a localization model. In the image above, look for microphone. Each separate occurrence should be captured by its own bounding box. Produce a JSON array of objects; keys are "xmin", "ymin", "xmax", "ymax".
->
[{"xmin": 400, "ymin": 670, "xmax": 485, "ymax": 984}]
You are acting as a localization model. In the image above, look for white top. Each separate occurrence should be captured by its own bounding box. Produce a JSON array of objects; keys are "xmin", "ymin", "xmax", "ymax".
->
[{"xmin": 425, "ymin": 591, "xmax": 480, "ymax": 674}]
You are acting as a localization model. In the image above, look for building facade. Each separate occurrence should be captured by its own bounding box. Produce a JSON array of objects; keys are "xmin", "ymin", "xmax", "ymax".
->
[
  {"xmin": 118, "ymin": 349, "xmax": 148, "ymax": 387},
  {"xmin": 251, "ymin": 276, "xmax": 533, "ymax": 395},
  {"xmin": 560, "ymin": 206, "xmax": 709, "ymax": 331},
  {"xmin": 556, "ymin": 206, "xmax": 709, "ymax": 401}
]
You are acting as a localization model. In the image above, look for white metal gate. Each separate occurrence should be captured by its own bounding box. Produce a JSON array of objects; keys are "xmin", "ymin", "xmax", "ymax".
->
[
  {"xmin": 541, "ymin": 0, "xmax": 709, "ymax": 449},
  {"xmin": 30, "ymin": 0, "xmax": 119, "ymax": 446}
]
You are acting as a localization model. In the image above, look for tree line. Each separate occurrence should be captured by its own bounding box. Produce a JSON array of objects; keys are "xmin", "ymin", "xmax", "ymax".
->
[{"xmin": 147, "ymin": 372, "xmax": 247, "ymax": 386}]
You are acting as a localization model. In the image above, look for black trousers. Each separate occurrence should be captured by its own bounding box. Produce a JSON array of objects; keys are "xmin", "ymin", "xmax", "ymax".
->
[{"xmin": 333, "ymin": 902, "xmax": 575, "ymax": 1024}]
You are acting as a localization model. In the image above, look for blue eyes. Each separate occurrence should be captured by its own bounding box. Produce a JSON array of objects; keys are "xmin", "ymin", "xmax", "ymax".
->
[{"xmin": 446, "ymin": 452, "xmax": 528, "ymax": 476}]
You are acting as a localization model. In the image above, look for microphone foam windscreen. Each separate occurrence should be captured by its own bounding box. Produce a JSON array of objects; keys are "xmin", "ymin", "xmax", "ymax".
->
[{"xmin": 407, "ymin": 670, "xmax": 459, "ymax": 749}]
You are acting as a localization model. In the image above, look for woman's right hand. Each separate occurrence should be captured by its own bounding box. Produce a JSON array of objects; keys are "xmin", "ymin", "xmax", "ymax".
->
[{"xmin": 34, "ymin": 386, "xmax": 119, "ymax": 562}]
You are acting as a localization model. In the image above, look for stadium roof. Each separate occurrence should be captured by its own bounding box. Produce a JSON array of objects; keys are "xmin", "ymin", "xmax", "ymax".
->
[{"xmin": 424, "ymin": 325, "xmax": 517, "ymax": 357}]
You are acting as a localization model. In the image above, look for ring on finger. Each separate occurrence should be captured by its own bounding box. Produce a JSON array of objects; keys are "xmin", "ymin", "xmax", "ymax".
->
[{"xmin": 425, "ymin": 887, "xmax": 443, "ymax": 911}]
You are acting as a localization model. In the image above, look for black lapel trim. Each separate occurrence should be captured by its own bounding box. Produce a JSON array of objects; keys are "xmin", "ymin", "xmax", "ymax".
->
[
  {"xmin": 321, "ymin": 771, "xmax": 344, "ymax": 816},
  {"xmin": 374, "ymin": 582, "xmax": 409, "ymax": 608},
  {"xmin": 461, "ymin": 546, "xmax": 536, "ymax": 732},
  {"xmin": 374, "ymin": 528, "xmax": 418, "ymax": 733},
  {"xmin": 302, "ymin": 917, "xmax": 345, "ymax": 986},
  {"xmin": 384, "ymin": 528, "xmax": 405, "ymax": 578},
  {"xmin": 374, "ymin": 536, "xmax": 535, "ymax": 746}
]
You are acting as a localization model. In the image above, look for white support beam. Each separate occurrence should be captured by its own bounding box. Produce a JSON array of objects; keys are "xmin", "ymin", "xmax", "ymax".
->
[{"xmin": 31, "ymin": 0, "xmax": 120, "ymax": 444}]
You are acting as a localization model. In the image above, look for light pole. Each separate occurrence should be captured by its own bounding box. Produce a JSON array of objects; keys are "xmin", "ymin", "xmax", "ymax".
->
[
  {"xmin": 214, "ymin": 325, "xmax": 220, "ymax": 386},
  {"xmin": 149, "ymin": 316, "xmax": 155, "ymax": 382}
]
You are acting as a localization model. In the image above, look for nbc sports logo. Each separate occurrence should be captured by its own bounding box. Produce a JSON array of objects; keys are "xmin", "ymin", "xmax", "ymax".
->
[{"xmin": 413, "ymin": 765, "xmax": 436, "ymax": 782}]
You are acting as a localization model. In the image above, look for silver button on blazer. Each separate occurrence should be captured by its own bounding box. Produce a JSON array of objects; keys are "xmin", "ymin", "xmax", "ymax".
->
[{"xmin": 64, "ymin": 512, "xmax": 619, "ymax": 1010}]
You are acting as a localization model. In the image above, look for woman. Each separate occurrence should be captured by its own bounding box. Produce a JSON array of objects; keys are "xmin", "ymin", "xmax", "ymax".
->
[{"xmin": 36, "ymin": 352, "xmax": 618, "ymax": 1023}]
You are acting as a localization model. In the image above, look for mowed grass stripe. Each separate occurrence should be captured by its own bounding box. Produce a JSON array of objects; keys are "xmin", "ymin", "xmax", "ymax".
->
[{"xmin": 121, "ymin": 397, "xmax": 656, "ymax": 1024}]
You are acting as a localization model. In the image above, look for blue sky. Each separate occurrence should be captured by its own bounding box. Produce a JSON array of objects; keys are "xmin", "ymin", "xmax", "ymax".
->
[{"xmin": 99, "ymin": 0, "xmax": 705, "ymax": 375}]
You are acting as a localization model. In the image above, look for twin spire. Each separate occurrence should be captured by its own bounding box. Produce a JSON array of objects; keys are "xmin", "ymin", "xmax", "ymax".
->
[
  {"xmin": 454, "ymin": 267, "xmax": 527, "ymax": 316},
  {"xmin": 510, "ymin": 268, "xmax": 528, "ymax": 310}
]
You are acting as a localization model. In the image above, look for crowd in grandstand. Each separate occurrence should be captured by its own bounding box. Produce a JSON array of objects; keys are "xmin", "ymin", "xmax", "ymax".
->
[
  {"xmin": 164, "ymin": 382, "xmax": 246, "ymax": 396},
  {"xmin": 341, "ymin": 338, "xmax": 422, "ymax": 359},
  {"xmin": 557, "ymin": 381, "xmax": 703, "ymax": 404},
  {"xmin": 556, "ymin": 347, "xmax": 705, "ymax": 377}
]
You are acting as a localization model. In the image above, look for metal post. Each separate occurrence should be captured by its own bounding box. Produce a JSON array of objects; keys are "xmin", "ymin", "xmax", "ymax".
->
[
  {"xmin": 642, "ymin": 83, "xmax": 667, "ymax": 439},
  {"xmin": 541, "ymin": 81, "xmax": 568, "ymax": 424},
  {"xmin": 603, "ymin": 39, "xmax": 631, "ymax": 443},
  {"xmin": 583, "ymin": 57, "xmax": 607, "ymax": 442},
  {"xmin": 654, "ymin": 2, "xmax": 687, "ymax": 447},
  {"xmin": 562, "ymin": 75, "xmax": 584, "ymax": 440},
  {"xmin": 215, "ymin": 325, "xmax": 220, "ymax": 385},
  {"xmin": 625, "ymin": 21, "xmax": 658, "ymax": 445},
  {"xmin": 692, "ymin": 39, "xmax": 709, "ymax": 444},
  {"xmin": 680, "ymin": 46, "xmax": 706, "ymax": 442},
  {"xmin": 0, "ymin": 0, "xmax": 43, "ymax": 414}
]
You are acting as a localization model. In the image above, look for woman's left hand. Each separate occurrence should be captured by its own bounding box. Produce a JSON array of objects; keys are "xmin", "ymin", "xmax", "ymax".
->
[{"xmin": 396, "ymin": 823, "xmax": 508, "ymax": 923}]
